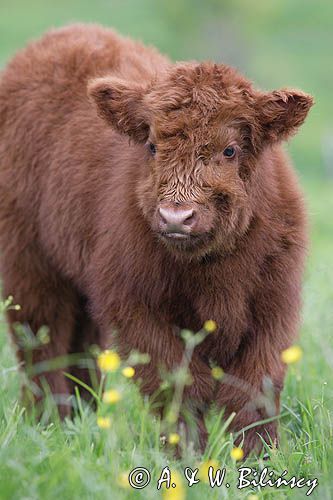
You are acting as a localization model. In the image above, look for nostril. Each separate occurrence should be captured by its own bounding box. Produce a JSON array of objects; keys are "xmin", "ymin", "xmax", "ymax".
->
[
  {"xmin": 182, "ymin": 209, "xmax": 195, "ymax": 226},
  {"xmin": 158, "ymin": 207, "xmax": 169, "ymax": 225}
]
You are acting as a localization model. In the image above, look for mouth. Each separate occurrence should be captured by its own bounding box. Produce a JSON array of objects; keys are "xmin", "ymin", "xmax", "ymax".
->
[
  {"xmin": 157, "ymin": 230, "xmax": 211, "ymax": 252},
  {"xmin": 162, "ymin": 232, "xmax": 191, "ymax": 240}
]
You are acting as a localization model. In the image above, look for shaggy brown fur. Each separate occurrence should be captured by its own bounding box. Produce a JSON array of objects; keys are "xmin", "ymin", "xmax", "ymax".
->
[{"xmin": 0, "ymin": 24, "xmax": 312, "ymax": 456}]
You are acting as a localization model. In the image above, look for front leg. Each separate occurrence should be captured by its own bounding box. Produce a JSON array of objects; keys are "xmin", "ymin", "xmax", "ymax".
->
[
  {"xmin": 216, "ymin": 250, "xmax": 303, "ymax": 457},
  {"xmin": 216, "ymin": 337, "xmax": 284, "ymax": 457},
  {"xmin": 99, "ymin": 304, "xmax": 215, "ymax": 450}
]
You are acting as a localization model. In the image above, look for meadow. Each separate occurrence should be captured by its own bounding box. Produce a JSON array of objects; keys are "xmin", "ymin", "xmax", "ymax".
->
[{"xmin": 0, "ymin": 1, "xmax": 332, "ymax": 498}]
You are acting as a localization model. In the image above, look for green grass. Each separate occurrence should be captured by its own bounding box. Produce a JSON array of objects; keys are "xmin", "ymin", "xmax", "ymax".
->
[{"xmin": 0, "ymin": 179, "xmax": 332, "ymax": 500}]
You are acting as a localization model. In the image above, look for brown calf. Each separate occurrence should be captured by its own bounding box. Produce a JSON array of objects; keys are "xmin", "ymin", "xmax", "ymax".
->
[{"xmin": 0, "ymin": 24, "xmax": 312, "ymax": 455}]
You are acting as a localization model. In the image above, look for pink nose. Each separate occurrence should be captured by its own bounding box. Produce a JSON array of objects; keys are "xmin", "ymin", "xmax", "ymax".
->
[{"xmin": 158, "ymin": 205, "xmax": 196, "ymax": 234}]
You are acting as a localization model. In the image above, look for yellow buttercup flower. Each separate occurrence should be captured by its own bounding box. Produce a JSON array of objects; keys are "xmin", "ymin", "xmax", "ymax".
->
[
  {"xmin": 281, "ymin": 345, "xmax": 303, "ymax": 364},
  {"xmin": 103, "ymin": 389, "xmax": 122, "ymax": 404},
  {"xmin": 97, "ymin": 416, "xmax": 111, "ymax": 429},
  {"xmin": 162, "ymin": 470, "xmax": 185, "ymax": 500},
  {"xmin": 247, "ymin": 495, "xmax": 259, "ymax": 500},
  {"xmin": 168, "ymin": 433, "xmax": 180, "ymax": 445},
  {"xmin": 203, "ymin": 320, "xmax": 217, "ymax": 333},
  {"xmin": 117, "ymin": 471, "xmax": 130, "ymax": 489},
  {"xmin": 230, "ymin": 447, "xmax": 244, "ymax": 461},
  {"xmin": 198, "ymin": 459, "xmax": 219, "ymax": 483},
  {"xmin": 97, "ymin": 350, "xmax": 121, "ymax": 372},
  {"xmin": 122, "ymin": 366, "xmax": 135, "ymax": 378},
  {"xmin": 211, "ymin": 366, "xmax": 224, "ymax": 380}
]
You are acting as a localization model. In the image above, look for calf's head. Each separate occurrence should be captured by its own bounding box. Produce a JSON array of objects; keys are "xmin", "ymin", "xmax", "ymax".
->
[{"xmin": 88, "ymin": 63, "xmax": 312, "ymax": 257}]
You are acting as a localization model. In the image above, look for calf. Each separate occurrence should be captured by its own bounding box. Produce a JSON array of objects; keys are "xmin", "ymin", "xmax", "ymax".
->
[{"xmin": 0, "ymin": 24, "xmax": 312, "ymax": 455}]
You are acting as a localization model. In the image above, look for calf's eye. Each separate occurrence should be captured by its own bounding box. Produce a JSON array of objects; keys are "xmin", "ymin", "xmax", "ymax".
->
[
  {"xmin": 148, "ymin": 142, "xmax": 157, "ymax": 156},
  {"xmin": 223, "ymin": 145, "xmax": 236, "ymax": 159}
]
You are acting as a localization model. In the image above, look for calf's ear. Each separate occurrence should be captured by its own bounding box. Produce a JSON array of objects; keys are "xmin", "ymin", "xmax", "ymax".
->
[
  {"xmin": 87, "ymin": 77, "xmax": 150, "ymax": 142},
  {"xmin": 256, "ymin": 89, "xmax": 313, "ymax": 144}
]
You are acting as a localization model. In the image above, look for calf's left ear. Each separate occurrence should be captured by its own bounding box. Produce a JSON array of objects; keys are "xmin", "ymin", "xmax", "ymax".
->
[
  {"xmin": 87, "ymin": 77, "xmax": 150, "ymax": 142},
  {"xmin": 256, "ymin": 89, "xmax": 314, "ymax": 144}
]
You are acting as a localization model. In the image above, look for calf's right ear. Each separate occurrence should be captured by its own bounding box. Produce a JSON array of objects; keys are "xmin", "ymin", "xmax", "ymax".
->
[{"xmin": 87, "ymin": 77, "xmax": 150, "ymax": 142}]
